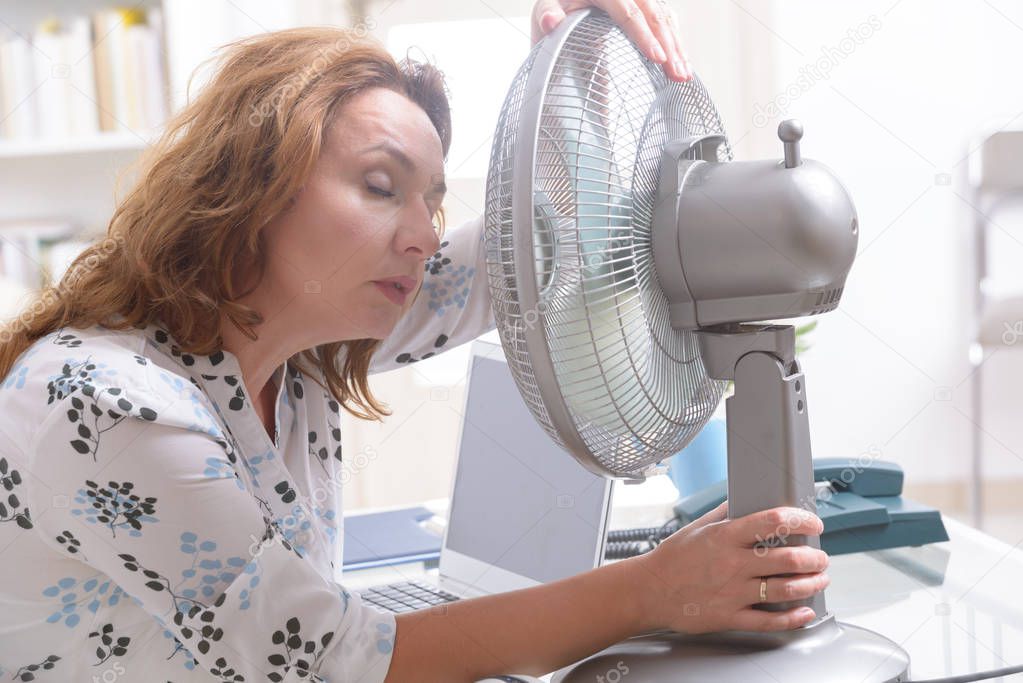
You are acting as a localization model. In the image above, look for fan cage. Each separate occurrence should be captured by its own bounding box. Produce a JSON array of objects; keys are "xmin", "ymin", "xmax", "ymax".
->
[{"xmin": 485, "ymin": 10, "xmax": 733, "ymax": 477}]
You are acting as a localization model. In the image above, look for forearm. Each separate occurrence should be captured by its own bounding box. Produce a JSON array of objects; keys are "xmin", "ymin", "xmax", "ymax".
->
[{"xmin": 384, "ymin": 555, "xmax": 652, "ymax": 682}]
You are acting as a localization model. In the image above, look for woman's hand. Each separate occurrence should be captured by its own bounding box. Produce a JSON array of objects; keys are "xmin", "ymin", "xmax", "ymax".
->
[
  {"xmin": 530, "ymin": 0, "xmax": 692, "ymax": 82},
  {"xmin": 630, "ymin": 501, "xmax": 831, "ymax": 634}
]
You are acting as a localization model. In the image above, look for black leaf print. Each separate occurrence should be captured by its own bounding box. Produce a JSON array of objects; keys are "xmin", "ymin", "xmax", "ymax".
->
[
  {"xmin": 307, "ymin": 430, "xmax": 329, "ymax": 474},
  {"xmin": 45, "ymin": 357, "xmax": 92, "ymax": 405},
  {"xmin": 153, "ymin": 329, "xmax": 197, "ymax": 366},
  {"xmin": 308, "ymin": 394, "xmax": 342, "ymax": 473},
  {"xmin": 11, "ymin": 654, "xmax": 60, "ymax": 681},
  {"xmin": 223, "ymin": 375, "xmax": 246, "ymax": 411},
  {"xmin": 52, "ymin": 328, "xmax": 82, "ymax": 348},
  {"xmin": 395, "ymin": 333, "xmax": 450, "ymax": 364},
  {"xmin": 83, "ymin": 480, "xmax": 158, "ymax": 538},
  {"xmin": 248, "ymin": 507, "xmax": 305, "ymax": 563},
  {"xmin": 0, "ymin": 457, "xmax": 32, "ymax": 529},
  {"xmin": 132, "ymin": 353, "xmax": 148, "ymax": 365},
  {"xmin": 424, "ymin": 240, "xmax": 451, "ymax": 275},
  {"xmin": 266, "ymin": 617, "xmax": 332, "ymax": 682},
  {"xmin": 325, "ymin": 399, "xmax": 342, "ymax": 461},
  {"xmin": 50, "ymin": 362, "xmax": 160, "ymax": 461},
  {"xmin": 173, "ymin": 592, "xmax": 227, "ymax": 656},
  {"xmin": 55, "ymin": 529, "xmax": 82, "ymax": 555},
  {"xmin": 186, "ymin": 382, "xmax": 244, "ymax": 465},
  {"xmin": 88, "ymin": 622, "xmax": 131, "ymax": 665},
  {"xmin": 167, "ymin": 634, "xmax": 199, "ymax": 669},
  {"xmin": 252, "ymin": 494, "xmax": 276, "ymax": 526},
  {"xmin": 273, "ymin": 480, "xmax": 296, "ymax": 504},
  {"xmin": 213, "ymin": 436, "xmax": 238, "ymax": 466},
  {"xmin": 118, "ymin": 552, "xmax": 209, "ymax": 613},
  {"xmin": 209, "ymin": 655, "xmax": 245, "ymax": 682}
]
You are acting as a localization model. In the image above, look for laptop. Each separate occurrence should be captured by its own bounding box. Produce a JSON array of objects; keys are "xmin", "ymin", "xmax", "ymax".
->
[{"xmin": 358, "ymin": 336, "xmax": 615, "ymax": 613}]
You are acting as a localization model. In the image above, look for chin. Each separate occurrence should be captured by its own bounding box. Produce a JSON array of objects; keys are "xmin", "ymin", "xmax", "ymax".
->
[{"xmin": 358, "ymin": 311, "xmax": 403, "ymax": 341}]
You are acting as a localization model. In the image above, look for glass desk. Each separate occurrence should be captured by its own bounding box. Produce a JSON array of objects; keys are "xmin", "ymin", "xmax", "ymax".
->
[{"xmin": 343, "ymin": 500, "xmax": 1023, "ymax": 682}]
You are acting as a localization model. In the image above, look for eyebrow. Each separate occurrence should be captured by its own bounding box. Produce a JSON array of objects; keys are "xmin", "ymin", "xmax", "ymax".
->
[{"xmin": 361, "ymin": 141, "xmax": 447, "ymax": 196}]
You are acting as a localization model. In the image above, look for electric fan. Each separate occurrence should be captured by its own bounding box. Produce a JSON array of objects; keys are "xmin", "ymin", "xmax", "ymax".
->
[{"xmin": 484, "ymin": 8, "xmax": 910, "ymax": 682}]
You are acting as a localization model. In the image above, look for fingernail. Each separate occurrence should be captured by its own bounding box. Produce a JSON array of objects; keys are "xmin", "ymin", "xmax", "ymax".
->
[
  {"xmin": 653, "ymin": 43, "xmax": 667, "ymax": 62},
  {"xmin": 541, "ymin": 11, "xmax": 558, "ymax": 32},
  {"xmin": 679, "ymin": 52, "xmax": 694, "ymax": 78}
]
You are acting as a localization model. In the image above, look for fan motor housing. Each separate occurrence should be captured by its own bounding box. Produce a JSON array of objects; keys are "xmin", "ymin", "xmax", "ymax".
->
[{"xmin": 652, "ymin": 129, "xmax": 859, "ymax": 330}]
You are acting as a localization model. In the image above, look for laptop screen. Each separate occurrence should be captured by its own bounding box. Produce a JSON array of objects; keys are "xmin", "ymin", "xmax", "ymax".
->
[{"xmin": 443, "ymin": 342, "xmax": 611, "ymax": 584}]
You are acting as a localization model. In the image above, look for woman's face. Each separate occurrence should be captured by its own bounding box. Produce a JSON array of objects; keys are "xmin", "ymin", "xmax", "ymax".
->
[{"xmin": 258, "ymin": 86, "xmax": 446, "ymax": 345}]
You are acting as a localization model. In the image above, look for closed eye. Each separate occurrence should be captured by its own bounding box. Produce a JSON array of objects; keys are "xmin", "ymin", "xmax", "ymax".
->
[{"xmin": 367, "ymin": 184, "xmax": 394, "ymax": 198}]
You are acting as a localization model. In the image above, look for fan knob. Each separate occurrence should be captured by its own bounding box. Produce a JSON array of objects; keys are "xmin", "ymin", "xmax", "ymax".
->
[{"xmin": 778, "ymin": 119, "xmax": 804, "ymax": 168}]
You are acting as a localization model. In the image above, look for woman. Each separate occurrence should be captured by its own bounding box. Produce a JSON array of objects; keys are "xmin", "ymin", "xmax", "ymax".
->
[{"xmin": 0, "ymin": 2, "xmax": 829, "ymax": 681}]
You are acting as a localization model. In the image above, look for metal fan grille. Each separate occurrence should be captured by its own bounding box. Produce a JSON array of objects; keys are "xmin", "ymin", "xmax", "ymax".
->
[{"xmin": 485, "ymin": 10, "xmax": 731, "ymax": 477}]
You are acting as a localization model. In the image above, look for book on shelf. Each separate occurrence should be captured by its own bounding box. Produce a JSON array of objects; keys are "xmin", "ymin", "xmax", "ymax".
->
[
  {"xmin": 0, "ymin": 218, "xmax": 80, "ymax": 291},
  {"xmin": 0, "ymin": 275, "xmax": 32, "ymax": 323},
  {"xmin": 0, "ymin": 6, "xmax": 169, "ymax": 143}
]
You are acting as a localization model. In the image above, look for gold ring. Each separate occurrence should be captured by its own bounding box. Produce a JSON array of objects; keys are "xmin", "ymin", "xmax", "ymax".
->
[{"xmin": 759, "ymin": 579, "xmax": 768, "ymax": 603}]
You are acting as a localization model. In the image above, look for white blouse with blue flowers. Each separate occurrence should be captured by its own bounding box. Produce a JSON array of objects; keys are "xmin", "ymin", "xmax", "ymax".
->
[{"xmin": 0, "ymin": 214, "xmax": 494, "ymax": 682}]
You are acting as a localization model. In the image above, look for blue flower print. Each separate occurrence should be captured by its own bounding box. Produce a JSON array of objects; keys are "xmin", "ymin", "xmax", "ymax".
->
[
  {"xmin": 42, "ymin": 574, "xmax": 126, "ymax": 628},
  {"xmin": 376, "ymin": 621, "xmax": 394, "ymax": 654},
  {"xmin": 424, "ymin": 264, "xmax": 474, "ymax": 318},
  {"xmin": 176, "ymin": 531, "xmax": 251, "ymax": 607},
  {"xmin": 204, "ymin": 456, "xmax": 246, "ymax": 492}
]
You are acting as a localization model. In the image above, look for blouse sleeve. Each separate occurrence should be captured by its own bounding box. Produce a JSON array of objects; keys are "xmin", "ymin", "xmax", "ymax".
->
[
  {"xmin": 368, "ymin": 213, "xmax": 496, "ymax": 374},
  {"xmin": 24, "ymin": 367, "xmax": 396, "ymax": 682}
]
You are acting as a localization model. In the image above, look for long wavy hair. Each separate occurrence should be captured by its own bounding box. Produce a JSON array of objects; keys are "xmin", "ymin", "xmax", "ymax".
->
[{"xmin": 0, "ymin": 26, "xmax": 452, "ymax": 420}]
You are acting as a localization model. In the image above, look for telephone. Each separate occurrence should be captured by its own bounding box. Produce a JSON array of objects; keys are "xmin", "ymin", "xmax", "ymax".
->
[{"xmin": 605, "ymin": 457, "xmax": 949, "ymax": 560}]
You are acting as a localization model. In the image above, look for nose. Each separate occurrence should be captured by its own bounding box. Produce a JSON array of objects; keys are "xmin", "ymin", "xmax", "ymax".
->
[{"xmin": 394, "ymin": 194, "xmax": 441, "ymax": 260}]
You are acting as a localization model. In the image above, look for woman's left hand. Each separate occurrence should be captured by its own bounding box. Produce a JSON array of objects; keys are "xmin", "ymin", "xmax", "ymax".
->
[{"xmin": 530, "ymin": 0, "xmax": 692, "ymax": 82}]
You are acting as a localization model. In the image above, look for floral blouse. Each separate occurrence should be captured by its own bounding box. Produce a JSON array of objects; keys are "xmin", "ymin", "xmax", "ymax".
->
[{"xmin": 0, "ymin": 214, "xmax": 494, "ymax": 682}]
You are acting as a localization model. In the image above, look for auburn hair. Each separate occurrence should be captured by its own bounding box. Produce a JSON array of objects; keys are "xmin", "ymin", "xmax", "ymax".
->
[{"xmin": 0, "ymin": 26, "xmax": 452, "ymax": 420}]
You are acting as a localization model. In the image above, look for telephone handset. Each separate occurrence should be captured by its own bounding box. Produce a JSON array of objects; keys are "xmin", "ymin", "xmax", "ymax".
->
[{"xmin": 605, "ymin": 457, "xmax": 948, "ymax": 560}]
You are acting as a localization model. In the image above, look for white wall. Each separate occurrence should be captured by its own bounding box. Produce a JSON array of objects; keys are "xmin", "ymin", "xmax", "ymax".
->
[
  {"xmin": 348, "ymin": 0, "xmax": 1023, "ymax": 511},
  {"xmin": 7, "ymin": 0, "xmax": 1020, "ymax": 511},
  {"xmin": 741, "ymin": 0, "xmax": 1023, "ymax": 485},
  {"xmin": 161, "ymin": 0, "xmax": 348, "ymax": 110},
  {"xmin": 340, "ymin": 0, "xmax": 780, "ymax": 509}
]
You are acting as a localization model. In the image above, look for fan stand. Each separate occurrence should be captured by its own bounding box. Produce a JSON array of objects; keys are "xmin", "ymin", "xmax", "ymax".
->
[{"xmin": 553, "ymin": 324, "xmax": 911, "ymax": 682}]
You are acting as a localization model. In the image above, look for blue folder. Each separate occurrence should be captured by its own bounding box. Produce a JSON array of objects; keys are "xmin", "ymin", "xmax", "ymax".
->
[{"xmin": 342, "ymin": 506, "xmax": 443, "ymax": 571}]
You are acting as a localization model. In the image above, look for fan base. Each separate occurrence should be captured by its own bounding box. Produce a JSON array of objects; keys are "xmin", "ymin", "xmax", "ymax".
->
[{"xmin": 551, "ymin": 613, "xmax": 910, "ymax": 682}]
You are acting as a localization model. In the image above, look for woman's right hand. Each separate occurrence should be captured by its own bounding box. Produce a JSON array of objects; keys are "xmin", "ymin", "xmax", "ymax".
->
[{"xmin": 628, "ymin": 500, "xmax": 830, "ymax": 634}]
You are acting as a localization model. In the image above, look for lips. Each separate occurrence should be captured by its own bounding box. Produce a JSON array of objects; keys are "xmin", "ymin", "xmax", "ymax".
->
[{"xmin": 372, "ymin": 275, "xmax": 416, "ymax": 306}]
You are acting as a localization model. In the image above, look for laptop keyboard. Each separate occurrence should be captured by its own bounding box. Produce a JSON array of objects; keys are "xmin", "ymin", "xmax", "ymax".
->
[{"xmin": 359, "ymin": 579, "xmax": 461, "ymax": 613}]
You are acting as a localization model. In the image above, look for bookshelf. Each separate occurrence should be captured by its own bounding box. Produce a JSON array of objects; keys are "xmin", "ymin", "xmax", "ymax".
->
[
  {"xmin": 0, "ymin": 0, "xmax": 168, "ymax": 295},
  {"xmin": 0, "ymin": 0, "xmax": 347, "ymax": 297},
  {"xmin": 0, "ymin": 129, "xmax": 156, "ymax": 159}
]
